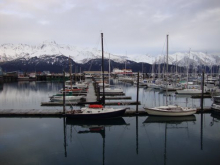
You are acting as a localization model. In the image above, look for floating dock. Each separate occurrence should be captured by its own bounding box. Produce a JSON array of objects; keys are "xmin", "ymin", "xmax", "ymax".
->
[
  {"xmin": 0, "ymin": 108, "xmax": 212, "ymax": 117},
  {"xmin": 41, "ymin": 101, "xmax": 140, "ymax": 106}
]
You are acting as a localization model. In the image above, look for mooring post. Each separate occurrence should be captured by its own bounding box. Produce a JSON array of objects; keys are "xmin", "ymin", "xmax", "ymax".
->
[
  {"xmin": 63, "ymin": 71, "xmax": 66, "ymax": 114},
  {"xmin": 63, "ymin": 117, "xmax": 67, "ymax": 157},
  {"xmin": 136, "ymin": 72, "xmax": 139, "ymax": 114}
]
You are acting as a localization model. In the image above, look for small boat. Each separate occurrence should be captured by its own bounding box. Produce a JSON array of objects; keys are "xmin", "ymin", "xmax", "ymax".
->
[
  {"xmin": 66, "ymin": 106, "xmax": 129, "ymax": 119},
  {"xmin": 65, "ymin": 81, "xmax": 88, "ymax": 89},
  {"xmin": 18, "ymin": 74, "xmax": 29, "ymax": 81},
  {"xmin": 211, "ymin": 103, "xmax": 220, "ymax": 113},
  {"xmin": 211, "ymin": 96, "xmax": 220, "ymax": 114},
  {"xmin": 144, "ymin": 105, "xmax": 197, "ymax": 116},
  {"xmin": 100, "ymin": 87, "xmax": 123, "ymax": 93},
  {"xmin": 60, "ymin": 86, "xmax": 87, "ymax": 93},
  {"xmin": 50, "ymin": 95, "xmax": 84, "ymax": 102},
  {"xmin": 176, "ymin": 88, "xmax": 202, "ymax": 95},
  {"xmin": 212, "ymin": 96, "xmax": 220, "ymax": 104}
]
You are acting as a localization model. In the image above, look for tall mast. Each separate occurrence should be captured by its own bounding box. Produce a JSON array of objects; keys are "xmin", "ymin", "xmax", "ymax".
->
[
  {"xmin": 69, "ymin": 56, "xmax": 72, "ymax": 89},
  {"xmin": 109, "ymin": 53, "xmax": 110, "ymax": 85},
  {"xmin": 101, "ymin": 33, "xmax": 105, "ymax": 105},
  {"xmin": 176, "ymin": 55, "xmax": 177, "ymax": 75},
  {"xmin": 166, "ymin": 35, "xmax": 168, "ymax": 75},
  {"xmin": 166, "ymin": 34, "xmax": 168, "ymax": 106},
  {"xmin": 187, "ymin": 48, "xmax": 191, "ymax": 89}
]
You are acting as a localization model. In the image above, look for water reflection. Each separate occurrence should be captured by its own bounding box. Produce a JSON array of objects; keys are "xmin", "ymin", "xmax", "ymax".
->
[
  {"xmin": 0, "ymin": 82, "xmax": 63, "ymax": 109},
  {"xmin": 1, "ymin": 115, "xmax": 220, "ymax": 165},
  {"xmin": 0, "ymin": 81, "xmax": 212, "ymax": 110},
  {"xmin": 210, "ymin": 113, "xmax": 220, "ymax": 126},
  {"xmin": 0, "ymin": 82, "xmax": 3, "ymax": 91},
  {"xmin": 65, "ymin": 117, "xmax": 130, "ymax": 165},
  {"xmin": 143, "ymin": 115, "xmax": 198, "ymax": 165}
]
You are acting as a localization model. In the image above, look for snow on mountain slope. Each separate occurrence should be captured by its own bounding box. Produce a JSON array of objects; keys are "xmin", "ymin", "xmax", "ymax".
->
[
  {"xmin": 0, "ymin": 41, "xmax": 219, "ymax": 66},
  {"xmin": 0, "ymin": 41, "xmax": 126, "ymax": 64},
  {"xmin": 156, "ymin": 51, "xmax": 219, "ymax": 66}
]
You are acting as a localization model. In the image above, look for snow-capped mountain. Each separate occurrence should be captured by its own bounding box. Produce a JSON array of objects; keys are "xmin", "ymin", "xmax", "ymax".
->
[
  {"xmin": 0, "ymin": 41, "xmax": 125, "ymax": 64},
  {"xmin": 156, "ymin": 52, "xmax": 220, "ymax": 66},
  {"xmin": 0, "ymin": 41, "xmax": 219, "ymax": 66}
]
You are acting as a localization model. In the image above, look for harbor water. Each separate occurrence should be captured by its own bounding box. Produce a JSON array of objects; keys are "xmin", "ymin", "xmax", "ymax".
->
[{"xmin": 0, "ymin": 81, "xmax": 219, "ymax": 165}]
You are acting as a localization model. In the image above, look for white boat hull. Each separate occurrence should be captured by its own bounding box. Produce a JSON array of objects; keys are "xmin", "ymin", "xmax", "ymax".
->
[
  {"xmin": 211, "ymin": 103, "xmax": 220, "ymax": 113},
  {"xmin": 176, "ymin": 89, "xmax": 202, "ymax": 95},
  {"xmin": 100, "ymin": 88, "xmax": 123, "ymax": 93},
  {"xmin": 51, "ymin": 95, "xmax": 83, "ymax": 101},
  {"xmin": 144, "ymin": 105, "xmax": 197, "ymax": 116}
]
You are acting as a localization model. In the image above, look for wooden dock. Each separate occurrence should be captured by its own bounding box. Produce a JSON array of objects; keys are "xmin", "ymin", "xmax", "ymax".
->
[
  {"xmin": 0, "ymin": 108, "xmax": 212, "ymax": 117},
  {"xmin": 99, "ymin": 93, "xmax": 125, "ymax": 96},
  {"xmin": 41, "ymin": 101, "xmax": 140, "ymax": 106},
  {"xmin": 191, "ymin": 94, "xmax": 212, "ymax": 98},
  {"xmin": 105, "ymin": 96, "xmax": 131, "ymax": 100}
]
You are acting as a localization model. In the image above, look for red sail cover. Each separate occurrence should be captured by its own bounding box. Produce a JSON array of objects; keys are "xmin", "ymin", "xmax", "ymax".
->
[{"xmin": 89, "ymin": 104, "xmax": 103, "ymax": 108}]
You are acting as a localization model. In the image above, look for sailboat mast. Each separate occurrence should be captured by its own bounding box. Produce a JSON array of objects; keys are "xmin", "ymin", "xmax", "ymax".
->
[
  {"xmin": 109, "ymin": 53, "xmax": 110, "ymax": 85},
  {"xmin": 101, "ymin": 33, "xmax": 105, "ymax": 105},
  {"xmin": 69, "ymin": 56, "xmax": 72, "ymax": 89},
  {"xmin": 166, "ymin": 35, "xmax": 168, "ymax": 75},
  {"xmin": 176, "ymin": 55, "xmax": 177, "ymax": 75},
  {"xmin": 187, "ymin": 49, "xmax": 190, "ymax": 89},
  {"xmin": 166, "ymin": 34, "xmax": 168, "ymax": 106}
]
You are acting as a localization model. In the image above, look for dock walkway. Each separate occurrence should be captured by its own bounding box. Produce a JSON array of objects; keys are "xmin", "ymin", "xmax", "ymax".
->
[
  {"xmin": 86, "ymin": 81, "xmax": 97, "ymax": 102},
  {"xmin": 0, "ymin": 108, "xmax": 212, "ymax": 117}
]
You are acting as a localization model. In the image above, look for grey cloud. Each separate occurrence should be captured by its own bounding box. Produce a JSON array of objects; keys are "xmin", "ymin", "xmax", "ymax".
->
[{"xmin": 0, "ymin": 0, "xmax": 219, "ymax": 55}]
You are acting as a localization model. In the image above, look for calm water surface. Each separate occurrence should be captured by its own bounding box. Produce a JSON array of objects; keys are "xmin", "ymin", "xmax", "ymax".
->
[
  {"xmin": 0, "ymin": 115, "xmax": 220, "ymax": 165},
  {"xmin": 0, "ymin": 80, "xmax": 212, "ymax": 110},
  {"xmin": 0, "ymin": 81, "xmax": 219, "ymax": 165}
]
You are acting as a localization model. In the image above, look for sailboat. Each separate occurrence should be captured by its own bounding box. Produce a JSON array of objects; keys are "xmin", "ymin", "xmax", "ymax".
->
[
  {"xmin": 176, "ymin": 49, "xmax": 203, "ymax": 95},
  {"xmin": 66, "ymin": 33, "xmax": 129, "ymax": 119},
  {"xmin": 100, "ymin": 53, "xmax": 123, "ymax": 93},
  {"xmin": 144, "ymin": 35, "xmax": 197, "ymax": 116}
]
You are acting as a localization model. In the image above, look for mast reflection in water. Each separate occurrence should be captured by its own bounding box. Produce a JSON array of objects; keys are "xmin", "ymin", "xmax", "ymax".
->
[
  {"xmin": 64, "ymin": 117, "xmax": 129, "ymax": 165},
  {"xmin": 1, "ymin": 115, "xmax": 220, "ymax": 164}
]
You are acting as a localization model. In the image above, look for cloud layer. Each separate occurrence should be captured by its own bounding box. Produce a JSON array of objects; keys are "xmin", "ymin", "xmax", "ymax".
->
[{"xmin": 0, "ymin": 0, "xmax": 219, "ymax": 55}]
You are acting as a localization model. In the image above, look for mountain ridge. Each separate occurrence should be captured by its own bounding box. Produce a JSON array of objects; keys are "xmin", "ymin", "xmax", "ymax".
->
[{"xmin": 0, "ymin": 41, "xmax": 219, "ymax": 67}]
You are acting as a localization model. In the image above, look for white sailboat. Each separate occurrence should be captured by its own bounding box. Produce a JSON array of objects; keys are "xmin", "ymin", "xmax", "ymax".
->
[{"xmin": 144, "ymin": 35, "xmax": 197, "ymax": 116}]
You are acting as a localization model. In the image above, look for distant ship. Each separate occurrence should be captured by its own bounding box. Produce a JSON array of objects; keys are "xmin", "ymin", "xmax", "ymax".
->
[{"xmin": 111, "ymin": 68, "xmax": 133, "ymax": 75}]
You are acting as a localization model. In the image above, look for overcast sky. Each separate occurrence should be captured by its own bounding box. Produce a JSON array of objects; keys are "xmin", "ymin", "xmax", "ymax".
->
[{"xmin": 0, "ymin": 0, "xmax": 219, "ymax": 56}]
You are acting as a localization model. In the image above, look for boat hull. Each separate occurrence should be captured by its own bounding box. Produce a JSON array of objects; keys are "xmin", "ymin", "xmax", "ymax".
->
[
  {"xmin": 66, "ymin": 108, "xmax": 127, "ymax": 119},
  {"xmin": 144, "ymin": 106, "xmax": 197, "ymax": 116},
  {"xmin": 211, "ymin": 103, "xmax": 220, "ymax": 113},
  {"xmin": 176, "ymin": 89, "xmax": 202, "ymax": 95},
  {"xmin": 50, "ymin": 95, "xmax": 83, "ymax": 101}
]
